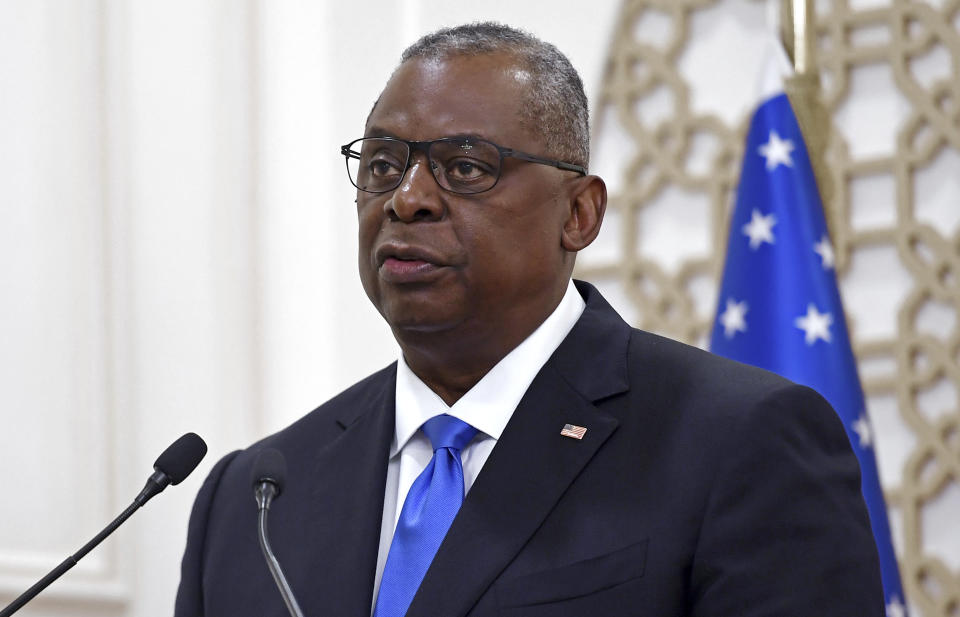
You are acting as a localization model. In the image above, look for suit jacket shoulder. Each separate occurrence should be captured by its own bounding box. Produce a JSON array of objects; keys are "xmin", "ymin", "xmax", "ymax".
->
[
  {"xmin": 444, "ymin": 281, "xmax": 884, "ymax": 617},
  {"xmin": 174, "ymin": 362, "xmax": 398, "ymax": 617}
]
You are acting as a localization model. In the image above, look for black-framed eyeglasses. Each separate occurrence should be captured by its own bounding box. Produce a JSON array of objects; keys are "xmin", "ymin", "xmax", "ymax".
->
[{"xmin": 340, "ymin": 136, "xmax": 587, "ymax": 195}]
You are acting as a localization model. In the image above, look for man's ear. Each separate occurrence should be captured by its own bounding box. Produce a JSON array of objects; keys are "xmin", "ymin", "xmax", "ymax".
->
[{"xmin": 561, "ymin": 175, "xmax": 607, "ymax": 252}]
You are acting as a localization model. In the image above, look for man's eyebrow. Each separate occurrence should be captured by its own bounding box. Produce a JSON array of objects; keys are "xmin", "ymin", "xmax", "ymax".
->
[
  {"xmin": 445, "ymin": 133, "xmax": 490, "ymax": 142},
  {"xmin": 361, "ymin": 129, "xmax": 493, "ymax": 142},
  {"xmin": 363, "ymin": 126, "xmax": 398, "ymax": 138}
]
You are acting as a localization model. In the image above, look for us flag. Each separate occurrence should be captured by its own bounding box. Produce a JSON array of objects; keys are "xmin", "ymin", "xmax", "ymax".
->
[
  {"xmin": 709, "ymin": 43, "xmax": 907, "ymax": 617},
  {"xmin": 560, "ymin": 424, "xmax": 587, "ymax": 440}
]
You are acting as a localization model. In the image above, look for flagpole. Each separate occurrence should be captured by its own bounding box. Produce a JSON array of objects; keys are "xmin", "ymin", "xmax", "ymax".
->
[
  {"xmin": 779, "ymin": 0, "xmax": 836, "ymax": 244},
  {"xmin": 781, "ymin": 0, "xmax": 814, "ymax": 76}
]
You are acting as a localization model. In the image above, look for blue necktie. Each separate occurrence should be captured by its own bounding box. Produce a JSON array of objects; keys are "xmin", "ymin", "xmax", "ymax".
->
[{"xmin": 374, "ymin": 414, "xmax": 478, "ymax": 617}]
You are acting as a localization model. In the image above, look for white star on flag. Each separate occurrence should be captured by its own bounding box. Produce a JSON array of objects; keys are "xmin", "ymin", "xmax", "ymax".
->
[
  {"xmin": 852, "ymin": 412, "xmax": 873, "ymax": 448},
  {"xmin": 758, "ymin": 130, "xmax": 795, "ymax": 170},
  {"xmin": 886, "ymin": 595, "xmax": 906, "ymax": 617},
  {"xmin": 742, "ymin": 209, "xmax": 777, "ymax": 250},
  {"xmin": 719, "ymin": 299, "xmax": 749, "ymax": 339},
  {"xmin": 813, "ymin": 235, "xmax": 835, "ymax": 269},
  {"xmin": 794, "ymin": 303, "xmax": 833, "ymax": 345}
]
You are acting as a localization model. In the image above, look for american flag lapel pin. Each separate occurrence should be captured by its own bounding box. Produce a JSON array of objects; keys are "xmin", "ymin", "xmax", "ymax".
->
[{"xmin": 560, "ymin": 423, "xmax": 587, "ymax": 440}]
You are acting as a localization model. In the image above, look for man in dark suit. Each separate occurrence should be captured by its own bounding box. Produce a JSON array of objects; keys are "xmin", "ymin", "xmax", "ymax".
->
[{"xmin": 175, "ymin": 22, "xmax": 884, "ymax": 617}]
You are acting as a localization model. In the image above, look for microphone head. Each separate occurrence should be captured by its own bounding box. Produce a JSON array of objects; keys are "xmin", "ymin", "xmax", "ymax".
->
[
  {"xmin": 251, "ymin": 448, "xmax": 287, "ymax": 496},
  {"xmin": 154, "ymin": 432, "xmax": 208, "ymax": 485}
]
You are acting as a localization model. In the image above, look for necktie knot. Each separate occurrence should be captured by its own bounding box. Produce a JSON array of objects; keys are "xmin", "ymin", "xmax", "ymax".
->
[{"xmin": 422, "ymin": 414, "xmax": 477, "ymax": 452}]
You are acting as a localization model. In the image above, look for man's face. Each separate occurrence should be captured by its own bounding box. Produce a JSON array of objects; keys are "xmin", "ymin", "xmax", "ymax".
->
[{"xmin": 357, "ymin": 52, "xmax": 576, "ymax": 343}]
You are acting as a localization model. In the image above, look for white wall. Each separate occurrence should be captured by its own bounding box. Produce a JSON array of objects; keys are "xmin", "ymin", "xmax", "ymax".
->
[
  {"xmin": 0, "ymin": 3, "xmax": 621, "ymax": 616},
  {"xmin": 0, "ymin": 1, "xmax": 953, "ymax": 616}
]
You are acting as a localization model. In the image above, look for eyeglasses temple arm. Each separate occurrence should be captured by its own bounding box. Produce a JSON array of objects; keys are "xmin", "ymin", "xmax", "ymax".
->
[{"xmin": 503, "ymin": 150, "xmax": 587, "ymax": 176}]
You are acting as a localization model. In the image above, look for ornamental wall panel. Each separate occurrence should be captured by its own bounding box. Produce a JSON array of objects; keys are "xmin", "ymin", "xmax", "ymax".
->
[{"xmin": 579, "ymin": 1, "xmax": 960, "ymax": 615}]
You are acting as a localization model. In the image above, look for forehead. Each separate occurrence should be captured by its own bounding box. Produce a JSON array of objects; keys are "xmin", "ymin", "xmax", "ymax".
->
[{"xmin": 366, "ymin": 53, "xmax": 541, "ymax": 149}]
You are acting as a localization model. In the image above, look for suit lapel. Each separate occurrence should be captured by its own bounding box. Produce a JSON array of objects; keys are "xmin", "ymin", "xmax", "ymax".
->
[
  {"xmin": 406, "ymin": 282, "xmax": 633, "ymax": 617},
  {"xmin": 296, "ymin": 365, "xmax": 396, "ymax": 617}
]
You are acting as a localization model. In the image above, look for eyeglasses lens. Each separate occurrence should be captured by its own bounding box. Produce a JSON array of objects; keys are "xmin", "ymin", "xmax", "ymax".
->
[
  {"xmin": 347, "ymin": 139, "xmax": 410, "ymax": 193},
  {"xmin": 428, "ymin": 139, "xmax": 501, "ymax": 194}
]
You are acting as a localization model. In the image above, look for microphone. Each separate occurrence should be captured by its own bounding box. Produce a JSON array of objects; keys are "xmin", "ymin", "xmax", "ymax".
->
[
  {"xmin": 252, "ymin": 448, "xmax": 305, "ymax": 617},
  {"xmin": 138, "ymin": 432, "xmax": 209, "ymax": 505},
  {"xmin": 0, "ymin": 433, "xmax": 208, "ymax": 617}
]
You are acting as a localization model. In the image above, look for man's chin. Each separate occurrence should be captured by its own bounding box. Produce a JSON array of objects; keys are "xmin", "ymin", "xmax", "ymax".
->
[
  {"xmin": 371, "ymin": 284, "xmax": 469, "ymax": 335},
  {"xmin": 386, "ymin": 313, "xmax": 463, "ymax": 336}
]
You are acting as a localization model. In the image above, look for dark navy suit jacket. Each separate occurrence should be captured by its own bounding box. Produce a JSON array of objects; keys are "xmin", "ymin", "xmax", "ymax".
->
[{"xmin": 174, "ymin": 281, "xmax": 884, "ymax": 616}]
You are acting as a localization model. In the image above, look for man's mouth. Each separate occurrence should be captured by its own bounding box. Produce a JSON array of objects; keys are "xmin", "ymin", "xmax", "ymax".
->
[
  {"xmin": 376, "ymin": 245, "xmax": 448, "ymax": 283},
  {"xmin": 382, "ymin": 257, "xmax": 434, "ymax": 272}
]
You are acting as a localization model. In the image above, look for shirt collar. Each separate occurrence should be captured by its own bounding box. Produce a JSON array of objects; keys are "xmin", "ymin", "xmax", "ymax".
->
[{"xmin": 392, "ymin": 279, "xmax": 586, "ymax": 456}]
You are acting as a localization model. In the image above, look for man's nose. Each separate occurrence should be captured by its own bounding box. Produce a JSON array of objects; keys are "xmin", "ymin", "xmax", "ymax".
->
[{"xmin": 384, "ymin": 155, "xmax": 445, "ymax": 222}]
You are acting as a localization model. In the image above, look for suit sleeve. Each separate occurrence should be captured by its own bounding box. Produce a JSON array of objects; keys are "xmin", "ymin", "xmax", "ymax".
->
[
  {"xmin": 689, "ymin": 384, "xmax": 885, "ymax": 616},
  {"xmin": 173, "ymin": 450, "xmax": 240, "ymax": 617}
]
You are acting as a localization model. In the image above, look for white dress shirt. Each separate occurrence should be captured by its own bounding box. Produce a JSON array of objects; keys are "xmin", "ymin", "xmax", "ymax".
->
[{"xmin": 371, "ymin": 280, "xmax": 586, "ymax": 609}]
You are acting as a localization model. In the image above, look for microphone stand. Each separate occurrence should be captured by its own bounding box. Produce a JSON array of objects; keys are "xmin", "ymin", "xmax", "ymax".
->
[{"xmin": 255, "ymin": 481, "xmax": 305, "ymax": 617}]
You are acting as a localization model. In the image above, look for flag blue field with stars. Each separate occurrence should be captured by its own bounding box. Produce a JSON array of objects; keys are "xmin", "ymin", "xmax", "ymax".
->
[{"xmin": 709, "ymin": 80, "xmax": 907, "ymax": 615}]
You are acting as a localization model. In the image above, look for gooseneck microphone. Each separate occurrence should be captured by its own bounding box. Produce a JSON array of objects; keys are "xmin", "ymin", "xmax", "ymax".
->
[
  {"xmin": 0, "ymin": 433, "xmax": 207, "ymax": 617},
  {"xmin": 252, "ymin": 448, "xmax": 305, "ymax": 617}
]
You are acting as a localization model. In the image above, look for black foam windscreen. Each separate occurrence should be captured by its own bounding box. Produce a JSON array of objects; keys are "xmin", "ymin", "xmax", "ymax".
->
[
  {"xmin": 251, "ymin": 448, "xmax": 287, "ymax": 496},
  {"xmin": 154, "ymin": 432, "xmax": 208, "ymax": 485}
]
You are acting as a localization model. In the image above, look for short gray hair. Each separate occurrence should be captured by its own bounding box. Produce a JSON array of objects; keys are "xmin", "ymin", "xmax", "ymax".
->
[{"xmin": 399, "ymin": 22, "xmax": 590, "ymax": 168}]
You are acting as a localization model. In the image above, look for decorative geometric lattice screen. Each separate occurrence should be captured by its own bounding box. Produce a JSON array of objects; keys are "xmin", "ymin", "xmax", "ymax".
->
[{"xmin": 578, "ymin": 1, "xmax": 960, "ymax": 616}]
